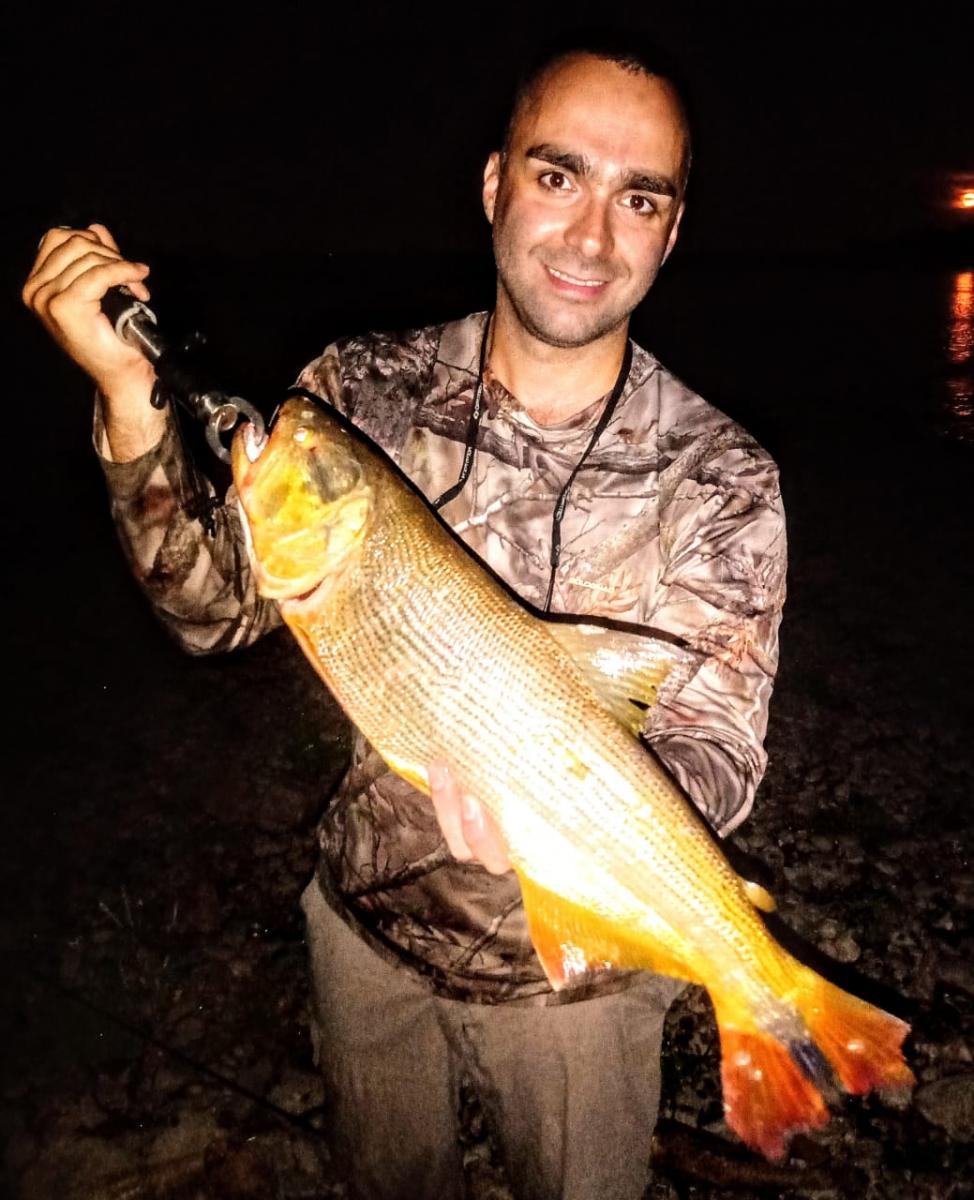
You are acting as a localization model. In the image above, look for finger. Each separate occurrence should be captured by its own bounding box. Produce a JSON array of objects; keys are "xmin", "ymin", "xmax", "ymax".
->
[
  {"xmin": 428, "ymin": 762, "xmax": 475, "ymax": 861},
  {"xmin": 88, "ymin": 222, "xmax": 120, "ymax": 252},
  {"xmin": 25, "ymin": 228, "xmax": 99, "ymax": 300},
  {"xmin": 33, "ymin": 225, "xmax": 101, "ymax": 267},
  {"xmin": 24, "ymin": 231, "xmax": 120, "ymax": 304},
  {"xmin": 68, "ymin": 229, "xmax": 151, "ymax": 301},
  {"xmin": 56, "ymin": 251, "xmax": 148, "ymax": 300},
  {"xmin": 44, "ymin": 248, "xmax": 125, "ymax": 295},
  {"xmin": 34, "ymin": 225, "xmax": 86, "ymax": 256},
  {"xmin": 38, "ymin": 255, "xmax": 149, "ymax": 313},
  {"xmin": 459, "ymin": 796, "xmax": 512, "ymax": 875}
]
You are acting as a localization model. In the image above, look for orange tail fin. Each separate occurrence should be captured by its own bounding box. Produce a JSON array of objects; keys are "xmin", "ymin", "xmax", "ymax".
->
[
  {"xmin": 717, "ymin": 1025, "xmax": 829, "ymax": 1161},
  {"xmin": 795, "ymin": 971, "xmax": 914, "ymax": 1096},
  {"xmin": 715, "ymin": 971, "xmax": 913, "ymax": 1161}
]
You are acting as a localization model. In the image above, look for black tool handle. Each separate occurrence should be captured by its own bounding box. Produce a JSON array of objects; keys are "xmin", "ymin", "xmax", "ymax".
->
[
  {"xmin": 101, "ymin": 286, "xmax": 166, "ymax": 361},
  {"xmin": 99, "ymin": 286, "xmax": 264, "ymax": 463}
]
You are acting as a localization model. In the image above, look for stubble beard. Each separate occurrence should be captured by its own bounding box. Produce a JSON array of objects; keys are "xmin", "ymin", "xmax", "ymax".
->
[
  {"xmin": 495, "ymin": 271, "xmax": 633, "ymax": 350},
  {"xmin": 493, "ymin": 231, "xmax": 655, "ymax": 351}
]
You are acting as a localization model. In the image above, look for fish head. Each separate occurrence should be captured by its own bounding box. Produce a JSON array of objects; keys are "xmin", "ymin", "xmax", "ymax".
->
[{"xmin": 231, "ymin": 398, "xmax": 373, "ymax": 600}]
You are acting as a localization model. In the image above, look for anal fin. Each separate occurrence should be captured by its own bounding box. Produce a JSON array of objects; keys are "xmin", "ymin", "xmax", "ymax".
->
[{"xmin": 516, "ymin": 869, "xmax": 698, "ymax": 990}]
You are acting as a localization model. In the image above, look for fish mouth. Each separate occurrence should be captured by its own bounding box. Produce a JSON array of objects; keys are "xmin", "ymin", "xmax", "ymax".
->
[
  {"xmin": 239, "ymin": 419, "xmax": 268, "ymax": 463},
  {"xmin": 252, "ymin": 564, "xmax": 329, "ymax": 603},
  {"xmin": 278, "ymin": 578, "xmax": 330, "ymax": 611}
]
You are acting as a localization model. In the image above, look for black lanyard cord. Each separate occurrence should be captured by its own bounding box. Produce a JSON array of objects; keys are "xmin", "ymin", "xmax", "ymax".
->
[
  {"xmin": 430, "ymin": 314, "xmax": 633, "ymax": 614},
  {"xmin": 432, "ymin": 314, "xmax": 492, "ymax": 511},
  {"xmin": 543, "ymin": 339, "xmax": 633, "ymax": 612}
]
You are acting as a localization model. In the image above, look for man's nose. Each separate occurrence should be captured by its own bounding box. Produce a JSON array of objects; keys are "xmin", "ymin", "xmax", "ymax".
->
[{"xmin": 564, "ymin": 195, "xmax": 614, "ymax": 260}]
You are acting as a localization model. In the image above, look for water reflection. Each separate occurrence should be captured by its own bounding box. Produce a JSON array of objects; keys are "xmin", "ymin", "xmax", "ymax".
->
[
  {"xmin": 948, "ymin": 271, "xmax": 973, "ymax": 363},
  {"xmin": 943, "ymin": 271, "xmax": 974, "ymax": 441}
]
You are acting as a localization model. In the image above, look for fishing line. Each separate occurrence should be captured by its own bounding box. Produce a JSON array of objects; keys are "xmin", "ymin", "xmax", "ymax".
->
[{"xmin": 19, "ymin": 961, "xmax": 329, "ymax": 1140}]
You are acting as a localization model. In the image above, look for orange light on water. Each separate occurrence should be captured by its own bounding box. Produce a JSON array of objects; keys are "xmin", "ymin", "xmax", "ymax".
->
[
  {"xmin": 948, "ymin": 271, "xmax": 973, "ymax": 365},
  {"xmin": 945, "ymin": 272, "xmax": 974, "ymax": 439},
  {"xmin": 959, "ymin": 191, "xmax": 974, "ymax": 210}
]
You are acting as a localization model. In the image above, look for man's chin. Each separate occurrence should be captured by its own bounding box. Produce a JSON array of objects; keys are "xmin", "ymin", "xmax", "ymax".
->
[{"xmin": 519, "ymin": 307, "xmax": 629, "ymax": 351}]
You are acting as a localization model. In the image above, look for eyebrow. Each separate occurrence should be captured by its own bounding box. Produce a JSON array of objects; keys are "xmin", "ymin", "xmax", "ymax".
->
[{"xmin": 525, "ymin": 142, "xmax": 679, "ymax": 199}]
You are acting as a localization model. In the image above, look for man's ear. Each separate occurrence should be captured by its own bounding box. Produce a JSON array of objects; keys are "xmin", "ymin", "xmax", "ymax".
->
[
  {"xmin": 661, "ymin": 200, "xmax": 685, "ymax": 266},
  {"xmin": 482, "ymin": 152, "xmax": 502, "ymax": 224}
]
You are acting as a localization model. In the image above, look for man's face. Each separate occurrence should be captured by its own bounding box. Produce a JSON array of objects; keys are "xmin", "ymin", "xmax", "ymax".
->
[{"xmin": 483, "ymin": 54, "xmax": 687, "ymax": 350}]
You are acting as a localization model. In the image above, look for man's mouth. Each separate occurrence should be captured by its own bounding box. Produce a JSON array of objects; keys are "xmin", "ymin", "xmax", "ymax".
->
[{"xmin": 546, "ymin": 265, "xmax": 608, "ymax": 289}]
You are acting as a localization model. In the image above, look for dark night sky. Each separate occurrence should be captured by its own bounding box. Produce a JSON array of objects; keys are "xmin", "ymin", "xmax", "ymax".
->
[{"xmin": 4, "ymin": 1, "xmax": 972, "ymax": 269}]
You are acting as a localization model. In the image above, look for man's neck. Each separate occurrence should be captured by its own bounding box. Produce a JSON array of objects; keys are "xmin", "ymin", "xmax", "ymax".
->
[{"xmin": 487, "ymin": 298, "xmax": 630, "ymax": 427}]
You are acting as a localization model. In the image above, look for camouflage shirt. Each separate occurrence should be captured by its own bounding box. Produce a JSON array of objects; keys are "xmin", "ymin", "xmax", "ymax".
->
[{"xmin": 97, "ymin": 312, "xmax": 787, "ymax": 1005}]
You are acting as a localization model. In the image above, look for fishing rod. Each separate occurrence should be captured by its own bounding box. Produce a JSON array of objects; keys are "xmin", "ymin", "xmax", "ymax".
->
[{"xmin": 100, "ymin": 286, "xmax": 264, "ymax": 463}]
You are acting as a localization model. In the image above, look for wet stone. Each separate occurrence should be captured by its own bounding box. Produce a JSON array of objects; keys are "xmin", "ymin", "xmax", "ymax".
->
[
  {"xmin": 915, "ymin": 1075, "xmax": 974, "ymax": 1141},
  {"xmin": 267, "ymin": 1066, "xmax": 325, "ymax": 1114},
  {"xmin": 877, "ymin": 1083, "xmax": 914, "ymax": 1111},
  {"xmin": 207, "ymin": 1140, "xmax": 276, "ymax": 1198},
  {"xmin": 938, "ymin": 1037, "xmax": 974, "ymax": 1066},
  {"xmin": 938, "ymin": 955, "xmax": 974, "ymax": 998},
  {"xmin": 830, "ymin": 931, "xmax": 861, "ymax": 963},
  {"xmin": 183, "ymin": 880, "xmax": 223, "ymax": 934}
]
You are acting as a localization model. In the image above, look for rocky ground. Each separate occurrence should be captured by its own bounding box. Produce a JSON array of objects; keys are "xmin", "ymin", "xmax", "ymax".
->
[
  {"xmin": 3, "ymin": 289, "xmax": 973, "ymax": 1198},
  {"xmin": 4, "ymin": 455, "xmax": 973, "ymax": 1200}
]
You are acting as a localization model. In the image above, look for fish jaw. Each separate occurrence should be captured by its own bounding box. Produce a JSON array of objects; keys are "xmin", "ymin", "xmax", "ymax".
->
[
  {"xmin": 233, "ymin": 417, "xmax": 268, "ymax": 468},
  {"xmin": 231, "ymin": 401, "xmax": 374, "ymax": 601}
]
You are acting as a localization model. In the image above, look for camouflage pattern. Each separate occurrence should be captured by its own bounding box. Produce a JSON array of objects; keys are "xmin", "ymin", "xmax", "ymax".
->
[{"xmin": 97, "ymin": 312, "xmax": 786, "ymax": 1004}]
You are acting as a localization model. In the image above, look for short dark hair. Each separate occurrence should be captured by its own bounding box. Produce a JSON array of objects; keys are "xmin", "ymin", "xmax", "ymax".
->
[{"xmin": 501, "ymin": 28, "xmax": 693, "ymax": 187}]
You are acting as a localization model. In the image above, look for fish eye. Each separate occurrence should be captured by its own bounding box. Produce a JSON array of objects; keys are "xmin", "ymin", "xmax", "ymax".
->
[{"xmin": 294, "ymin": 425, "xmax": 314, "ymax": 445}]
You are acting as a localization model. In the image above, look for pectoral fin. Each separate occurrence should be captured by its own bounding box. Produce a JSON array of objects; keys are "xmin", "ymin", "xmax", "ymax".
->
[
  {"xmin": 516, "ymin": 869, "xmax": 699, "ymax": 990},
  {"xmin": 544, "ymin": 622, "xmax": 701, "ymax": 736}
]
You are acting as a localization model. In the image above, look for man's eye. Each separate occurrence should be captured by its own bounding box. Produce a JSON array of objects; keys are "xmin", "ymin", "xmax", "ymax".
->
[
  {"xmin": 540, "ymin": 171, "xmax": 571, "ymax": 192},
  {"xmin": 626, "ymin": 194, "xmax": 656, "ymax": 215}
]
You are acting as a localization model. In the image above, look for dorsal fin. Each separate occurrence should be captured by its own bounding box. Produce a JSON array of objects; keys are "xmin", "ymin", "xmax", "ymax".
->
[{"xmin": 545, "ymin": 622, "xmax": 701, "ymax": 735}]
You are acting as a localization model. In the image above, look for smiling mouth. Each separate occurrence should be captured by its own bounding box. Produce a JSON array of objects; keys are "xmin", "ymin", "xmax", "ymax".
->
[{"xmin": 546, "ymin": 266, "xmax": 608, "ymax": 288}]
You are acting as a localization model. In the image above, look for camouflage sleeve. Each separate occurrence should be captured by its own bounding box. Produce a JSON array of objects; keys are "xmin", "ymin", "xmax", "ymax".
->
[
  {"xmin": 94, "ymin": 325, "xmax": 436, "ymax": 657},
  {"xmin": 643, "ymin": 439, "xmax": 787, "ymax": 835},
  {"xmin": 294, "ymin": 345, "xmax": 348, "ymax": 416},
  {"xmin": 294, "ymin": 326, "xmax": 442, "ymax": 459},
  {"xmin": 94, "ymin": 399, "xmax": 281, "ymax": 655}
]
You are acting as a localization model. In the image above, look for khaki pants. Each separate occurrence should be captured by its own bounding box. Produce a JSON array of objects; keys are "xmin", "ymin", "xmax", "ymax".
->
[{"xmin": 302, "ymin": 881, "xmax": 681, "ymax": 1200}]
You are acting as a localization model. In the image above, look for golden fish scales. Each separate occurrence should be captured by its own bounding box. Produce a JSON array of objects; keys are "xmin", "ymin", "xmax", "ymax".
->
[
  {"xmin": 233, "ymin": 397, "xmax": 914, "ymax": 1161},
  {"xmin": 284, "ymin": 459, "xmax": 765, "ymax": 979}
]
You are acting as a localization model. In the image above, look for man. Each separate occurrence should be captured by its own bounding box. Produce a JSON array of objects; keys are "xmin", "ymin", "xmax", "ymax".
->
[{"xmin": 24, "ymin": 34, "xmax": 786, "ymax": 1200}]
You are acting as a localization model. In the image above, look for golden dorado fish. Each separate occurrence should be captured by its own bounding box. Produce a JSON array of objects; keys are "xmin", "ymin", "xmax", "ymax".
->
[{"xmin": 231, "ymin": 394, "xmax": 913, "ymax": 1161}]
